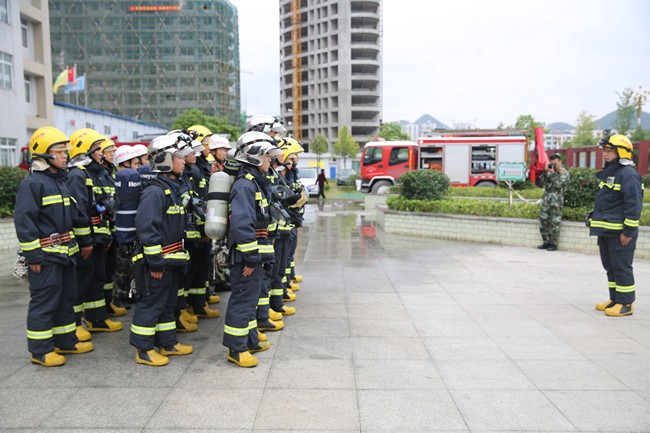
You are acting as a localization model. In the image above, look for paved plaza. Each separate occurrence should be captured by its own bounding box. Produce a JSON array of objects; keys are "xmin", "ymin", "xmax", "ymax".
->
[{"xmin": 0, "ymin": 201, "xmax": 649, "ymax": 432}]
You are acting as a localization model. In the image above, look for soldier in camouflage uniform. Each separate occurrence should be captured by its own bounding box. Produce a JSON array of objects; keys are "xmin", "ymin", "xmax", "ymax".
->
[{"xmin": 538, "ymin": 154, "xmax": 570, "ymax": 251}]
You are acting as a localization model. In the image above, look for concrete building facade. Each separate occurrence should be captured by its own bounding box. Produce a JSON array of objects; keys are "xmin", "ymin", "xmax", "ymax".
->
[
  {"xmin": 279, "ymin": 0, "xmax": 382, "ymax": 145},
  {"xmin": 0, "ymin": 0, "xmax": 54, "ymax": 165}
]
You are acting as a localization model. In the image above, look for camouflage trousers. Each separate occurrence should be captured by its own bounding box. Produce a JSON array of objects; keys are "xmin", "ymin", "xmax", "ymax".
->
[
  {"xmin": 113, "ymin": 243, "xmax": 135, "ymax": 300},
  {"xmin": 539, "ymin": 204, "xmax": 563, "ymax": 245}
]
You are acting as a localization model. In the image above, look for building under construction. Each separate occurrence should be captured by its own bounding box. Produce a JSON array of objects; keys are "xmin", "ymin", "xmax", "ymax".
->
[{"xmin": 49, "ymin": 0, "xmax": 240, "ymax": 128}]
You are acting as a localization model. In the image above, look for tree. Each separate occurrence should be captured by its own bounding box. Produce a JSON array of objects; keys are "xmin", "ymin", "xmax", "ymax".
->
[
  {"xmin": 171, "ymin": 108, "xmax": 241, "ymax": 139},
  {"xmin": 332, "ymin": 126, "xmax": 359, "ymax": 167},
  {"xmin": 512, "ymin": 114, "xmax": 546, "ymax": 138},
  {"xmin": 631, "ymin": 125, "xmax": 650, "ymax": 142},
  {"xmin": 613, "ymin": 88, "xmax": 635, "ymax": 135},
  {"xmin": 376, "ymin": 122, "xmax": 410, "ymax": 140},
  {"xmin": 564, "ymin": 111, "xmax": 596, "ymax": 148},
  {"xmin": 311, "ymin": 134, "xmax": 329, "ymax": 168}
]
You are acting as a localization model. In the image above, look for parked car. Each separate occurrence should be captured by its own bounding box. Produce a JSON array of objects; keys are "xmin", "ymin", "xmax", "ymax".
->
[
  {"xmin": 336, "ymin": 168, "xmax": 357, "ymax": 186},
  {"xmin": 297, "ymin": 167, "xmax": 319, "ymax": 196}
]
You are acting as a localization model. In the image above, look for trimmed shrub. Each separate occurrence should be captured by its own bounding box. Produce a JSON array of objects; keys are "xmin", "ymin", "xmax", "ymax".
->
[
  {"xmin": 449, "ymin": 187, "xmax": 543, "ymax": 199},
  {"xmin": 398, "ymin": 169, "xmax": 450, "ymax": 200},
  {"xmin": 564, "ymin": 167, "xmax": 599, "ymax": 209},
  {"xmin": 0, "ymin": 167, "xmax": 28, "ymax": 218},
  {"xmin": 642, "ymin": 174, "xmax": 650, "ymax": 188}
]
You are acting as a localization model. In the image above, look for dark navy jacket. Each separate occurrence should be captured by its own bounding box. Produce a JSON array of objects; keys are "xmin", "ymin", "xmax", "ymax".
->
[
  {"xmin": 115, "ymin": 168, "xmax": 141, "ymax": 245},
  {"xmin": 15, "ymin": 169, "xmax": 90, "ymax": 265},
  {"xmin": 590, "ymin": 160, "xmax": 643, "ymax": 238}
]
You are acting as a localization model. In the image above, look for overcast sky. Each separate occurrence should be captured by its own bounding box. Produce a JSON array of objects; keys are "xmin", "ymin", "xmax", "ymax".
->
[{"xmin": 230, "ymin": 0, "xmax": 650, "ymax": 129}]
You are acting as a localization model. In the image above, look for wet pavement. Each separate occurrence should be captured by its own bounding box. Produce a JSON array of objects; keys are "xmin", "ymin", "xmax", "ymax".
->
[{"xmin": 1, "ymin": 200, "xmax": 650, "ymax": 432}]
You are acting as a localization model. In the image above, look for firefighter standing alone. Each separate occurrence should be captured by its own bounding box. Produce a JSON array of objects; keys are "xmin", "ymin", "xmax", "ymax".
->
[{"xmin": 589, "ymin": 135, "xmax": 643, "ymax": 317}]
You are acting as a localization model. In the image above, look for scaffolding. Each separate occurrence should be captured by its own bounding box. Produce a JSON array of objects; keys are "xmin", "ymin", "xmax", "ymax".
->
[{"xmin": 49, "ymin": 0, "xmax": 241, "ymax": 128}]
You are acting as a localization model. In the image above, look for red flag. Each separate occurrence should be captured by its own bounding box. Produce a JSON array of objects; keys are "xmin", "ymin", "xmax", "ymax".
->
[{"xmin": 68, "ymin": 66, "xmax": 76, "ymax": 82}]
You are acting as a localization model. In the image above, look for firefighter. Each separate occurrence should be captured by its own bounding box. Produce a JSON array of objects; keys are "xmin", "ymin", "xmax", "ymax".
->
[
  {"xmin": 113, "ymin": 146, "xmax": 142, "ymax": 308},
  {"xmin": 15, "ymin": 126, "xmax": 94, "ymax": 366},
  {"xmin": 67, "ymin": 129, "xmax": 123, "ymax": 338},
  {"xmin": 590, "ymin": 135, "xmax": 643, "ymax": 317},
  {"xmin": 130, "ymin": 135, "xmax": 194, "ymax": 366},
  {"xmin": 538, "ymin": 154, "xmax": 570, "ymax": 251},
  {"xmin": 223, "ymin": 131, "xmax": 281, "ymax": 367},
  {"xmin": 98, "ymin": 138, "xmax": 126, "ymax": 316}
]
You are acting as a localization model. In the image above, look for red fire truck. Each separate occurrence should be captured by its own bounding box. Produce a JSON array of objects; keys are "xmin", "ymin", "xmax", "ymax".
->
[{"xmin": 360, "ymin": 130, "xmax": 533, "ymax": 193}]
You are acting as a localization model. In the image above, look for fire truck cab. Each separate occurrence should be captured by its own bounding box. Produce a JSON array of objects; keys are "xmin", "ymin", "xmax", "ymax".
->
[{"xmin": 360, "ymin": 131, "xmax": 528, "ymax": 193}]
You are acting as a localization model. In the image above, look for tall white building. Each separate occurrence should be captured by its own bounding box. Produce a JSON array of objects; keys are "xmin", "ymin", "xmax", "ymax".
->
[
  {"xmin": 279, "ymin": 0, "xmax": 382, "ymax": 145},
  {"xmin": 0, "ymin": 0, "xmax": 54, "ymax": 165}
]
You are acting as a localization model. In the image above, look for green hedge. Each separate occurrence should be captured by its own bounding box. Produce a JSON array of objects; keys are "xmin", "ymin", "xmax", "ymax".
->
[
  {"xmin": 386, "ymin": 196, "xmax": 650, "ymax": 226},
  {"xmin": 449, "ymin": 187, "xmax": 544, "ymax": 199},
  {"xmin": 0, "ymin": 167, "xmax": 28, "ymax": 218},
  {"xmin": 398, "ymin": 169, "xmax": 450, "ymax": 200}
]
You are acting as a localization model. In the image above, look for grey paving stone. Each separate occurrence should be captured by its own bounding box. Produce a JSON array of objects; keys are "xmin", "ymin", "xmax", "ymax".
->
[
  {"xmin": 398, "ymin": 292, "xmax": 459, "ymax": 306},
  {"xmin": 545, "ymin": 390, "xmax": 650, "ymax": 432},
  {"xmin": 253, "ymin": 389, "xmax": 359, "ymax": 430},
  {"xmin": 351, "ymin": 336, "xmax": 431, "ymax": 360},
  {"xmin": 40, "ymin": 387, "xmax": 168, "ymax": 428},
  {"xmin": 266, "ymin": 359, "xmax": 355, "ymax": 389},
  {"xmin": 562, "ymin": 336, "xmax": 650, "ymax": 360},
  {"xmin": 438, "ymin": 358, "xmax": 535, "ymax": 390},
  {"xmin": 354, "ymin": 359, "xmax": 444, "ymax": 390},
  {"xmin": 515, "ymin": 359, "xmax": 629, "ymax": 391},
  {"xmin": 346, "ymin": 292, "xmax": 402, "ymax": 305},
  {"xmin": 296, "ymin": 301, "xmax": 348, "ymax": 318},
  {"xmin": 450, "ymin": 389, "xmax": 575, "ymax": 431},
  {"xmin": 358, "ymin": 389, "xmax": 466, "ymax": 431},
  {"xmin": 423, "ymin": 336, "xmax": 509, "ymax": 360},
  {"xmin": 294, "ymin": 290, "xmax": 347, "ymax": 304},
  {"xmin": 279, "ymin": 317, "xmax": 350, "ymax": 337},
  {"xmin": 349, "ymin": 317, "xmax": 418, "ymax": 337},
  {"xmin": 177, "ymin": 355, "xmax": 272, "ymax": 389},
  {"xmin": 146, "ymin": 388, "xmax": 264, "ymax": 430},
  {"xmin": 0, "ymin": 388, "xmax": 76, "ymax": 428},
  {"xmin": 273, "ymin": 335, "xmax": 353, "ymax": 360},
  {"xmin": 346, "ymin": 303, "xmax": 409, "ymax": 319},
  {"xmin": 593, "ymin": 356, "xmax": 650, "ymax": 390},
  {"xmin": 412, "ymin": 317, "xmax": 488, "ymax": 338},
  {"xmin": 493, "ymin": 336, "xmax": 587, "ymax": 360}
]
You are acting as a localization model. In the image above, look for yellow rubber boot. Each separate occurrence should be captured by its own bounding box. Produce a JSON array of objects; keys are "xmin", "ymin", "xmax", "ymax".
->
[
  {"xmin": 258, "ymin": 319, "xmax": 285, "ymax": 332},
  {"xmin": 289, "ymin": 281, "xmax": 300, "ymax": 292},
  {"xmin": 605, "ymin": 303, "xmax": 634, "ymax": 317},
  {"xmin": 180, "ymin": 308, "xmax": 198, "ymax": 324},
  {"xmin": 227, "ymin": 350, "xmax": 258, "ymax": 368},
  {"xmin": 207, "ymin": 294, "xmax": 220, "ymax": 304},
  {"xmin": 292, "ymin": 275, "xmax": 303, "ymax": 283},
  {"xmin": 76, "ymin": 325, "xmax": 92, "ymax": 342},
  {"xmin": 280, "ymin": 305, "xmax": 296, "ymax": 316},
  {"xmin": 258, "ymin": 330, "xmax": 268, "ymax": 342},
  {"xmin": 249, "ymin": 341, "xmax": 270, "ymax": 353},
  {"xmin": 107, "ymin": 302, "xmax": 127, "ymax": 317},
  {"xmin": 136, "ymin": 349, "xmax": 169, "ymax": 366},
  {"xmin": 31, "ymin": 351, "xmax": 66, "ymax": 367},
  {"xmin": 269, "ymin": 309, "xmax": 283, "ymax": 321},
  {"xmin": 283, "ymin": 289, "xmax": 297, "ymax": 302},
  {"xmin": 176, "ymin": 316, "xmax": 198, "ymax": 333},
  {"xmin": 595, "ymin": 300, "xmax": 616, "ymax": 311},
  {"xmin": 189, "ymin": 304, "xmax": 220, "ymax": 319},
  {"xmin": 55, "ymin": 341, "xmax": 94, "ymax": 354},
  {"xmin": 82, "ymin": 318, "xmax": 123, "ymax": 332},
  {"xmin": 159, "ymin": 343, "xmax": 193, "ymax": 356}
]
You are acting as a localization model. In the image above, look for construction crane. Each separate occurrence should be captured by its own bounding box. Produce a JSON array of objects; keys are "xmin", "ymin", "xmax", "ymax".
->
[{"xmin": 290, "ymin": 0, "xmax": 302, "ymax": 141}]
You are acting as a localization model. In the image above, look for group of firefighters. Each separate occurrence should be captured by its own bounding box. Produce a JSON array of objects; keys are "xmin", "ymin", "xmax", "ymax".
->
[{"xmin": 15, "ymin": 115, "xmax": 306, "ymax": 368}]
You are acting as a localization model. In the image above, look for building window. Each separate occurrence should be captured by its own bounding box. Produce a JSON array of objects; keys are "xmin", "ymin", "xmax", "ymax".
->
[
  {"xmin": 24, "ymin": 75, "xmax": 31, "ymax": 103},
  {"xmin": 0, "ymin": 137, "xmax": 17, "ymax": 166},
  {"xmin": 0, "ymin": 52, "xmax": 13, "ymax": 90},
  {"xmin": 0, "ymin": 0, "xmax": 8, "ymax": 23},
  {"xmin": 21, "ymin": 19, "xmax": 29, "ymax": 48},
  {"xmin": 104, "ymin": 125, "xmax": 111, "ymax": 134},
  {"xmin": 85, "ymin": 122, "xmax": 94, "ymax": 129}
]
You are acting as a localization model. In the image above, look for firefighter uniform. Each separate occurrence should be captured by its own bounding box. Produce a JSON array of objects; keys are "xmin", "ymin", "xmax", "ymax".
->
[
  {"xmin": 16, "ymin": 127, "xmax": 93, "ymax": 366},
  {"xmin": 130, "ymin": 176, "xmax": 191, "ymax": 364},
  {"xmin": 101, "ymin": 160, "xmax": 125, "ymax": 316},
  {"xmin": 114, "ymin": 166, "xmax": 142, "ymax": 304},
  {"xmin": 68, "ymin": 158, "xmax": 122, "ymax": 333},
  {"xmin": 590, "ymin": 135, "xmax": 643, "ymax": 317}
]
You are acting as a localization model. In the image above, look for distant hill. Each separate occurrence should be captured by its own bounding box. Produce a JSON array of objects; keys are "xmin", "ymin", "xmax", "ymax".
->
[
  {"xmin": 414, "ymin": 114, "xmax": 450, "ymax": 129},
  {"xmin": 547, "ymin": 122, "xmax": 575, "ymax": 133},
  {"xmin": 595, "ymin": 111, "xmax": 650, "ymax": 130}
]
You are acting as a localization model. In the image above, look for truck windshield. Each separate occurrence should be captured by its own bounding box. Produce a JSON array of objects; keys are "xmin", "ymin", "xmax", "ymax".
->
[{"xmin": 363, "ymin": 147, "xmax": 382, "ymax": 165}]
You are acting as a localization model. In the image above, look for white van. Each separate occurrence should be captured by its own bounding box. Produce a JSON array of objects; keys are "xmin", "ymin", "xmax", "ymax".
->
[{"xmin": 297, "ymin": 167, "xmax": 319, "ymax": 196}]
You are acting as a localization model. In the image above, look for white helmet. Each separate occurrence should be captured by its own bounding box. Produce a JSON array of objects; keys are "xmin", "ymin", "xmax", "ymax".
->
[
  {"xmin": 114, "ymin": 145, "xmax": 138, "ymax": 165},
  {"xmin": 204, "ymin": 134, "xmax": 232, "ymax": 150},
  {"xmin": 132, "ymin": 144, "xmax": 149, "ymax": 158},
  {"xmin": 234, "ymin": 131, "xmax": 282, "ymax": 167},
  {"xmin": 246, "ymin": 115, "xmax": 287, "ymax": 137},
  {"xmin": 148, "ymin": 135, "xmax": 193, "ymax": 173}
]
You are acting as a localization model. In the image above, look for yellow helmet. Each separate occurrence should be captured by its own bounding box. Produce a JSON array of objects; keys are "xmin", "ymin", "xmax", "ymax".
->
[
  {"xmin": 280, "ymin": 137, "xmax": 304, "ymax": 161},
  {"xmin": 68, "ymin": 128, "xmax": 106, "ymax": 159},
  {"xmin": 602, "ymin": 134, "xmax": 633, "ymax": 159},
  {"xmin": 99, "ymin": 136, "xmax": 116, "ymax": 153},
  {"xmin": 28, "ymin": 126, "xmax": 70, "ymax": 157},
  {"xmin": 188, "ymin": 125, "xmax": 213, "ymax": 143}
]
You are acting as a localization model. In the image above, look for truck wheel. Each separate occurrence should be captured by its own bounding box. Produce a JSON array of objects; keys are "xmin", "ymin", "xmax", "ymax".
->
[
  {"xmin": 371, "ymin": 180, "xmax": 392, "ymax": 194},
  {"xmin": 475, "ymin": 181, "xmax": 496, "ymax": 187}
]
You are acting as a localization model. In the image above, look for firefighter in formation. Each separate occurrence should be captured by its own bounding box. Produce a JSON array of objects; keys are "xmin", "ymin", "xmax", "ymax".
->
[{"xmin": 16, "ymin": 116, "xmax": 306, "ymax": 367}]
